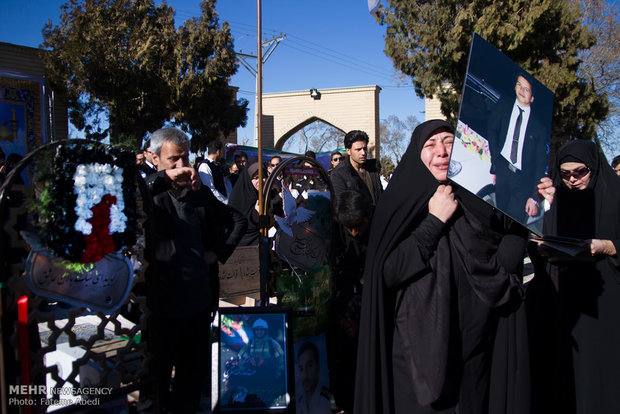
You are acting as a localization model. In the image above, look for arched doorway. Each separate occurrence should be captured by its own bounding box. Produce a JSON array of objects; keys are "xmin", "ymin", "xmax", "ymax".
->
[{"xmin": 259, "ymin": 85, "xmax": 381, "ymax": 159}]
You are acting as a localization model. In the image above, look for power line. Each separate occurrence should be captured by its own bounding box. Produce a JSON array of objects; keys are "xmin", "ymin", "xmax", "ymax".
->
[
  {"xmin": 236, "ymin": 89, "xmax": 257, "ymax": 96},
  {"xmin": 284, "ymin": 32, "xmax": 390, "ymax": 74},
  {"xmin": 230, "ymin": 27, "xmax": 397, "ymax": 80},
  {"xmin": 279, "ymin": 42, "xmax": 393, "ymax": 81},
  {"xmin": 225, "ymin": 19, "xmax": 401, "ymax": 82},
  {"xmin": 236, "ymin": 34, "xmax": 286, "ymax": 76},
  {"xmin": 172, "ymin": 11, "xmax": 415, "ymax": 89}
]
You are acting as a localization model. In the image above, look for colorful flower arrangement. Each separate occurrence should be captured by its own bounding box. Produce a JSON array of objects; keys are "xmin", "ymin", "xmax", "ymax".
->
[
  {"xmin": 221, "ymin": 314, "xmax": 250, "ymax": 339},
  {"xmin": 221, "ymin": 314, "xmax": 251, "ymax": 351},
  {"xmin": 456, "ymin": 121, "xmax": 491, "ymax": 163},
  {"xmin": 30, "ymin": 142, "xmax": 138, "ymax": 263}
]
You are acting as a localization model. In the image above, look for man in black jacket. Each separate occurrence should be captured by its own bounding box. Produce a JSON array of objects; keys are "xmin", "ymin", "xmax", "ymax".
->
[
  {"xmin": 198, "ymin": 139, "xmax": 230, "ymax": 204},
  {"xmin": 138, "ymin": 139, "xmax": 158, "ymax": 178},
  {"xmin": 330, "ymin": 130, "xmax": 383, "ymax": 209},
  {"xmin": 140, "ymin": 127, "xmax": 247, "ymax": 413}
]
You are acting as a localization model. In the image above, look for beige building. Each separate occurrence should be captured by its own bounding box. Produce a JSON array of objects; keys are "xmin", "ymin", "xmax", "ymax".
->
[
  {"xmin": 260, "ymin": 85, "xmax": 381, "ymax": 158},
  {"xmin": 425, "ymin": 95, "xmax": 446, "ymax": 121},
  {"xmin": 256, "ymin": 85, "xmax": 448, "ymax": 159}
]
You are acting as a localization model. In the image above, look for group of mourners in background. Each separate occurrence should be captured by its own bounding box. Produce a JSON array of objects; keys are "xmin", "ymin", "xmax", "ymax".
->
[{"xmin": 133, "ymin": 120, "xmax": 619, "ymax": 414}]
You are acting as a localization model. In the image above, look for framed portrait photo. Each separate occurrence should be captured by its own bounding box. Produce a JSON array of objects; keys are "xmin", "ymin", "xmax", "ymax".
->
[
  {"xmin": 451, "ymin": 33, "xmax": 554, "ymax": 236},
  {"xmin": 215, "ymin": 307, "xmax": 294, "ymax": 413}
]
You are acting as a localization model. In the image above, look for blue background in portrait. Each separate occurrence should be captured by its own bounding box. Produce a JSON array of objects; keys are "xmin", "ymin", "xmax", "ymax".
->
[{"xmin": 457, "ymin": 33, "xmax": 554, "ymax": 143}]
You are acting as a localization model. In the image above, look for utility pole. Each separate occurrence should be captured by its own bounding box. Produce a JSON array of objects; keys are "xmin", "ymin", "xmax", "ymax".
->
[
  {"xmin": 256, "ymin": 0, "xmax": 266, "ymax": 305},
  {"xmin": 236, "ymin": 34, "xmax": 286, "ymax": 77},
  {"xmin": 236, "ymin": 34, "xmax": 286, "ymax": 143}
]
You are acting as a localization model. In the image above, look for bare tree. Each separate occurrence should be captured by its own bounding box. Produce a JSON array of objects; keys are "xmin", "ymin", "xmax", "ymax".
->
[
  {"xmin": 283, "ymin": 120, "xmax": 344, "ymax": 154},
  {"xmin": 380, "ymin": 115, "xmax": 419, "ymax": 165},
  {"xmin": 575, "ymin": 0, "xmax": 620, "ymax": 158}
]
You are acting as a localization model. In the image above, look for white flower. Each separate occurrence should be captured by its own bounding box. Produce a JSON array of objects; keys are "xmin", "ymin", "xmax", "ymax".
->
[
  {"xmin": 75, "ymin": 218, "xmax": 92, "ymax": 235},
  {"xmin": 110, "ymin": 204, "xmax": 127, "ymax": 233},
  {"xmin": 75, "ymin": 204, "xmax": 92, "ymax": 220},
  {"xmin": 73, "ymin": 163, "xmax": 127, "ymax": 236},
  {"xmin": 74, "ymin": 175, "xmax": 87, "ymax": 188},
  {"xmin": 103, "ymin": 175, "xmax": 115, "ymax": 187}
]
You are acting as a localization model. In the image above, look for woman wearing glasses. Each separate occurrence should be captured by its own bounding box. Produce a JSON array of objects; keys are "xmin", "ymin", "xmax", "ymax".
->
[
  {"xmin": 527, "ymin": 140, "xmax": 620, "ymax": 413},
  {"xmin": 328, "ymin": 152, "xmax": 343, "ymax": 174}
]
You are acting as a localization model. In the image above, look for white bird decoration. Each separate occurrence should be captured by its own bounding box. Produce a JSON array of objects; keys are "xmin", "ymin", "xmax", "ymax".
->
[{"xmin": 275, "ymin": 184, "xmax": 315, "ymax": 237}]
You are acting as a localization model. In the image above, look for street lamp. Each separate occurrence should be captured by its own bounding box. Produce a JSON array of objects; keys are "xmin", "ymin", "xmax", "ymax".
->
[{"xmin": 309, "ymin": 88, "xmax": 321, "ymax": 100}]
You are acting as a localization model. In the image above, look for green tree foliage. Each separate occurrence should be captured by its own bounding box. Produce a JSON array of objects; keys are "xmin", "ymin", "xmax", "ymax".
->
[
  {"xmin": 41, "ymin": 0, "xmax": 247, "ymax": 150},
  {"xmin": 170, "ymin": 0, "xmax": 247, "ymax": 153},
  {"xmin": 376, "ymin": 0, "xmax": 609, "ymax": 145},
  {"xmin": 380, "ymin": 155, "xmax": 395, "ymax": 178}
]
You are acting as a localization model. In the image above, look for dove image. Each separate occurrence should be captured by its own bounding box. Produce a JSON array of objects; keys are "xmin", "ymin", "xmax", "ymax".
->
[{"xmin": 275, "ymin": 184, "xmax": 315, "ymax": 238}]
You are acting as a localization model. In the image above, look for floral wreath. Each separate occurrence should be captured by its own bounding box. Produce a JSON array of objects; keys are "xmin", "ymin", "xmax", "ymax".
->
[{"xmin": 30, "ymin": 142, "xmax": 138, "ymax": 263}]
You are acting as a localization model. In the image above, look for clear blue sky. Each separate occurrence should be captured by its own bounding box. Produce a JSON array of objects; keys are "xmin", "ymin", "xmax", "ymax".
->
[{"xmin": 0, "ymin": 0, "xmax": 425, "ymax": 150}]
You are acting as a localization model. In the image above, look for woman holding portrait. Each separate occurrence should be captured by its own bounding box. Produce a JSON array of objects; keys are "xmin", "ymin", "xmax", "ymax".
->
[{"xmin": 354, "ymin": 120, "xmax": 529, "ymax": 414}]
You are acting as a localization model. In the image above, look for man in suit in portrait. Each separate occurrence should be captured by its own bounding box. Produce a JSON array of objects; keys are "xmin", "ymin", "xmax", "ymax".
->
[{"xmin": 487, "ymin": 72, "xmax": 549, "ymax": 222}]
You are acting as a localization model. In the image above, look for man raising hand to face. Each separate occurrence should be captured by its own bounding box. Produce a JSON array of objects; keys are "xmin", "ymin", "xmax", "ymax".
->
[{"xmin": 151, "ymin": 138, "xmax": 201, "ymax": 194}]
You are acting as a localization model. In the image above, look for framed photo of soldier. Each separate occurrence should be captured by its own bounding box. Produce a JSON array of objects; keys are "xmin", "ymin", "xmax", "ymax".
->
[{"xmin": 215, "ymin": 307, "xmax": 294, "ymax": 413}]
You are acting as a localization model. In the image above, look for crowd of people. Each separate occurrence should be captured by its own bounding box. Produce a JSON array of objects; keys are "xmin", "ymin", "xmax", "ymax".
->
[{"xmin": 131, "ymin": 124, "xmax": 619, "ymax": 414}]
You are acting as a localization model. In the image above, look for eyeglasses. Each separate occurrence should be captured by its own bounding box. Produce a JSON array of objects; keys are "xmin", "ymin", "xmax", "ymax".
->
[
  {"xmin": 560, "ymin": 166, "xmax": 590, "ymax": 180},
  {"xmin": 332, "ymin": 157, "xmax": 343, "ymax": 162},
  {"xmin": 269, "ymin": 163, "xmax": 280, "ymax": 167}
]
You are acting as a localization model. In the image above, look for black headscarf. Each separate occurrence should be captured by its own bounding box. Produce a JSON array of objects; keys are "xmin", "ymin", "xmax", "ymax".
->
[
  {"xmin": 545, "ymin": 140, "xmax": 620, "ymax": 242},
  {"xmin": 354, "ymin": 120, "xmax": 522, "ymax": 413},
  {"xmin": 228, "ymin": 158, "xmax": 263, "ymax": 246}
]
